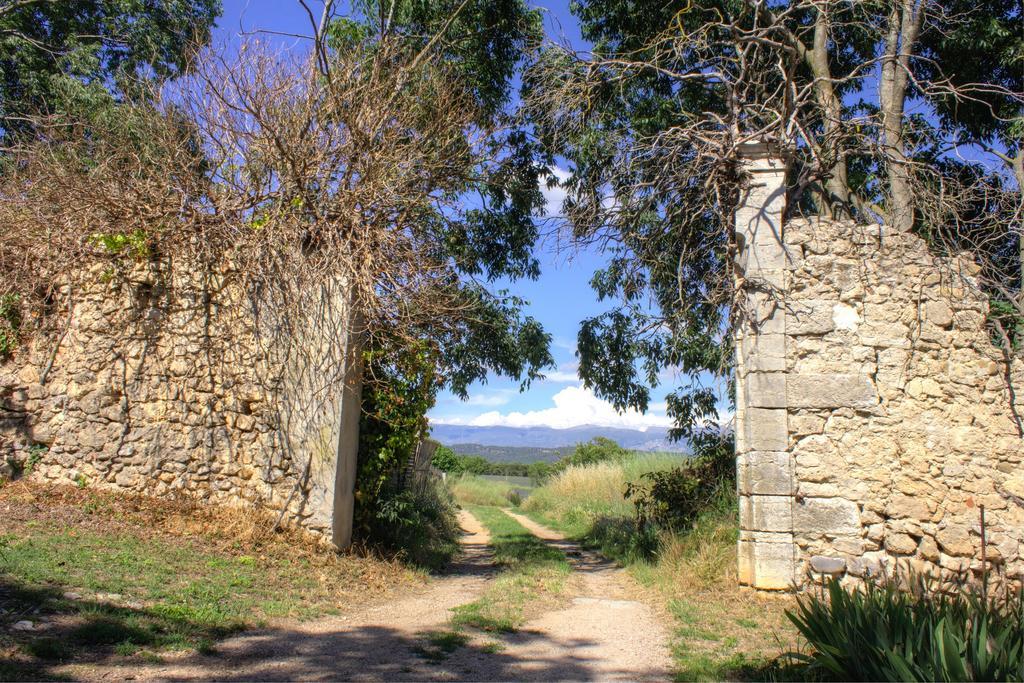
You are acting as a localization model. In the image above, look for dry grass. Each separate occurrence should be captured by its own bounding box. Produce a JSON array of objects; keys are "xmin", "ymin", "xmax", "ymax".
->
[
  {"xmin": 628, "ymin": 508, "xmax": 799, "ymax": 680},
  {"xmin": 521, "ymin": 453, "xmax": 682, "ymax": 533},
  {"xmin": 448, "ymin": 474, "xmax": 520, "ymax": 508}
]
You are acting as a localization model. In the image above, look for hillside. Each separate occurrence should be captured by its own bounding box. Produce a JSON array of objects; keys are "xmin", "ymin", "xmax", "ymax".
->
[{"xmin": 430, "ymin": 424, "xmax": 688, "ymax": 461}]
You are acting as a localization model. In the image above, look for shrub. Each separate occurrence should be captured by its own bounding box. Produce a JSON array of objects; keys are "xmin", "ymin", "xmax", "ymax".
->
[
  {"xmin": 625, "ymin": 434, "xmax": 733, "ymax": 531},
  {"xmin": 558, "ymin": 437, "xmax": 628, "ymax": 470},
  {"xmin": 360, "ymin": 479, "xmax": 460, "ymax": 571},
  {"xmin": 785, "ymin": 576, "xmax": 1024, "ymax": 681}
]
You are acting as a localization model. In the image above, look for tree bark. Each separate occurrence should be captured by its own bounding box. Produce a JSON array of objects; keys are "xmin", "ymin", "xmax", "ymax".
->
[
  {"xmin": 807, "ymin": 4, "xmax": 850, "ymax": 218},
  {"xmin": 879, "ymin": 0, "xmax": 925, "ymax": 233}
]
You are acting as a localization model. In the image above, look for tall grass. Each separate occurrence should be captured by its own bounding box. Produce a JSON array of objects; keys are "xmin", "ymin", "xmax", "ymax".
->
[
  {"xmin": 448, "ymin": 473, "xmax": 520, "ymax": 507},
  {"xmin": 521, "ymin": 452, "xmax": 684, "ymax": 535}
]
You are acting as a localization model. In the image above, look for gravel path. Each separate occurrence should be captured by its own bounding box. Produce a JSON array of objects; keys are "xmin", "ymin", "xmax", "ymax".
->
[{"xmin": 64, "ymin": 508, "xmax": 673, "ymax": 681}]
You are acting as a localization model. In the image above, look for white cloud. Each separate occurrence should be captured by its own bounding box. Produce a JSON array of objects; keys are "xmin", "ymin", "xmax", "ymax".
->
[
  {"xmin": 543, "ymin": 370, "xmax": 580, "ymax": 383},
  {"xmin": 462, "ymin": 390, "xmax": 516, "ymax": 407},
  {"xmin": 541, "ymin": 166, "xmax": 571, "ymax": 217},
  {"xmin": 440, "ymin": 384, "xmax": 672, "ymax": 431}
]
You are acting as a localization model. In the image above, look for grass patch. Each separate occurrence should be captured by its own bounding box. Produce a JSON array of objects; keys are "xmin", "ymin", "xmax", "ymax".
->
[
  {"xmin": 449, "ymin": 474, "xmax": 524, "ymax": 507},
  {"xmin": 450, "ymin": 505, "xmax": 572, "ymax": 633},
  {"xmin": 0, "ymin": 481, "xmax": 417, "ymax": 678},
  {"xmin": 413, "ymin": 629, "xmax": 470, "ymax": 662}
]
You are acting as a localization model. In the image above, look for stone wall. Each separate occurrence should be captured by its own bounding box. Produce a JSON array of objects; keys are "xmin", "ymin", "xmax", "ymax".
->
[
  {"xmin": 735, "ymin": 144, "xmax": 1024, "ymax": 590},
  {"xmin": 0, "ymin": 260, "xmax": 363, "ymax": 547}
]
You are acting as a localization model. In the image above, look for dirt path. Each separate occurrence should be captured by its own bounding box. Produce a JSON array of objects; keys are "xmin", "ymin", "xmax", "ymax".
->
[
  {"xmin": 64, "ymin": 508, "xmax": 673, "ymax": 681},
  {"xmin": 487, "ymin": 510, "xmax": 673, "ymax": 681}
]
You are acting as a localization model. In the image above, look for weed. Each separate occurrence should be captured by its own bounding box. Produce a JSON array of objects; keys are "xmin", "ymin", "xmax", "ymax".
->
[
  {"xmin": 480, "ymin": 641, "xmax": 505, "ymax": 654},
  {"xmin": 23, "ymin": 637, "xmax": 70, "ymax": 661},
  {"xmin": 26, "ymin": 444, "xmax": 47, "ymax": 473},
  {"xmin": 413, "ymin": 630, "xmax": 469, "ymax": 663}
]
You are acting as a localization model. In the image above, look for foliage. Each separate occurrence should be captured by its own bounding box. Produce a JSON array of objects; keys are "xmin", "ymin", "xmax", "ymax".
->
[
  {"xmin": 525, "ymin": 0, "xmax": 1024, "ymax": 439},
  {"xmin": 555, "ymin": 437, "xmax": 629, "ymax": 470},
  {"xmin": 431, "ymin": 449, "xmax": 542, "ymax": 478},
  {"xmin": 521, "ymin": 451, "xmax": 684, "ymax": 536},
  {"xmin": 0, "ymin": 0, "xmax": 220, "ymax": 142},
  {"xmin": 356, "ymin": 341, "xmax": 440, "ymax": 513},
  {"xmin": 625, "ymin": 433, "xmax": 734, "ymax": 532},
  {"xmin": 359, "ymin": 479, "xmax": 461, "ymax": 571},
  {"xmin": 430, "ymin": 445, "xmax": 462, "ymax": 473},
  {"xmin": 0, "ymin": 294, "xmax": 20, "ymax": 358},
  {"xmin": 785, "ymin": 577, "xmax": 1024, "ymax": 682}
]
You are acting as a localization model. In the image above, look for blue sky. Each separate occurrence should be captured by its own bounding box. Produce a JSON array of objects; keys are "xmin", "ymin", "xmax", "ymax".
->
[{"xmin": 214, "ymin": 1, "xmax": 690, "ymax": 432}]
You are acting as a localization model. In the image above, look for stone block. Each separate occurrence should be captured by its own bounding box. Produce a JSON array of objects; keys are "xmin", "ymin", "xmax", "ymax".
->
[
  {"xmin": 739, "ymin": 334, "xmax": 786, "ymax": 373},
  {"xmin": 787, "ymin": 301, "xmax": 835, "ymax": 335},
  {"xmin": 740, "ymin": 494, "xmax": 793, "ymax": 532},
  {"xmin": 743, "ymin": 372, "xmax": 787, "ymax": 409},
  {"xmin": 809, "ymin": 555, "xmax": 847, "ymax": 575},
  {"xmin": 738, "ymin": 531, "xmax": 797, "ymax": 590},
  {"xmin": 739, "ymin": 450, "xmax": 794, "ymax": 495},
  {"xmin": 794, "ymin": 497, "xmax": 861, "ymax": 536},
  {"xmin": 787, "ymin": 374, "xmax": 878, "ymax": 409},
  {"xmin": 742, "ymin": 408, "xmax": 788, "ymax": 451}
]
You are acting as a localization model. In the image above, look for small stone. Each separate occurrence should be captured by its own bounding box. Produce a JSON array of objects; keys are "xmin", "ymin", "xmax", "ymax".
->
[
  {"xmin": 11, "ymin": 620, "xmax": 34, "ymax": 631},
  {"xmin": 809, "ymin": 556, "xmax": 847, "ymax": 575},
  {"xmin": 63, "ymin": 592, "xmax": 82, "ymax": 600},
  {"xmin": 936, "ymin": 526, "xmax": 974, "ymax": 557},
  {"xmin": 884, "ymin": 533, "xmax": 918, "ymax": 555}
]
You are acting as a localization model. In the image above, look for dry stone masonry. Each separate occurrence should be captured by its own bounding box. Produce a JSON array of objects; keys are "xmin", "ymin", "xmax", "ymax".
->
[
  {"xmin": 734, "ymin": 143, "xmax": 1024, "ymax": 590},
  {"xmin": 0, "ymin": 261, "xmax": 363, "ymax": 548}
]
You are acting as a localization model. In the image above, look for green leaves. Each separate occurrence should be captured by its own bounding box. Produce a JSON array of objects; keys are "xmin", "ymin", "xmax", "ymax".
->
[
  {"xmin": 0, "ymin": 0, "xmax": 220, "ymax": 141},
  {"xmin": 785, "ymin": 577, "xmax": 1024, "ymax": 681}
]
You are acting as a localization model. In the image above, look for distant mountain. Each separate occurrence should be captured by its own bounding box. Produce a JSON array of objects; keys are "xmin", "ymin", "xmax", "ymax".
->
[
  {"xmin": 445, "ymin": 443, "xmax": 576, "ymax": 463},
  {"xmin": 429, "ymin": 423, "xmax": 689, "ymax": 460}
]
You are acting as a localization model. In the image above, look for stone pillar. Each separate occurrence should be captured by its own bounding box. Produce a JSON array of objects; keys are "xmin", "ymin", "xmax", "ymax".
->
[
  {"xmin": 733, "ymin": 142, "xmax": 797, "ymax": 590},
  {"xmin": 329, "ymin": 321, "xmax": 364, "ymax": 550}
]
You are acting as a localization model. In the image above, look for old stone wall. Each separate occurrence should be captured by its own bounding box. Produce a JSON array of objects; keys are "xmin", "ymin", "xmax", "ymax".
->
[
  {"xmin": 735, "ymin": 145, "xmax": 1024, "ymax": 590},
  {"xmin": 0, "ymin": 260, "xmax": 363, "ymax": 547}
]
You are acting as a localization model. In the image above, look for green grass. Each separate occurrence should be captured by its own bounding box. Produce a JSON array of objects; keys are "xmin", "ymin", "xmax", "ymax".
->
[
  {"xmin": 450, "ymin": 505, "xmax": 572, "ymax": 633},
  {"xmin": 449, "ymin": 474, "xmax": 524, "ymax": 507},
  {"xmin": 413, "ymin": 629, "xmax": 471, "ymax": 662},
  {"xmin": 0, "ymin": 482, "xmax": 416, "ymax": 678}
]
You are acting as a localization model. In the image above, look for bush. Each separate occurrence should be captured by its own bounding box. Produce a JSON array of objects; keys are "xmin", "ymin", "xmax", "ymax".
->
[
  {"xmin": 558, "ymin": 437, "xmax": 629, "ymax": 470},
  {"xmin": 360, "ymin": 479, "xmax": 460, "ymax": 571},
  {"xmin": 786, "ymin": 576, "xmax": 1024, "ymax": 681},
  {"xmin": 625, "ymin": 433, "xmax": 733, "ymax": 531}
]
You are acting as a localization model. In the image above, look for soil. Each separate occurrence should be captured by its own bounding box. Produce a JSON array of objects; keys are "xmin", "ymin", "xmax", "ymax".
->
[{"xmin": 57, "ymin": 508, "xmax": 674, "ymax": 681}]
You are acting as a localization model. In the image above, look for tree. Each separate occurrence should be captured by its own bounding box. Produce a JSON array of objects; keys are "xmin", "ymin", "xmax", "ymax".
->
[
  {"xmin": 526, "ymin": 0, "xmax": 1023, "ymax": 437},
  {"xmin": 0, "ymin": 0, "xmax": 220, "ymax": 140},
  {"xmin": 0, "ymin": 1, "xmax": 554, "ymax": 520}
]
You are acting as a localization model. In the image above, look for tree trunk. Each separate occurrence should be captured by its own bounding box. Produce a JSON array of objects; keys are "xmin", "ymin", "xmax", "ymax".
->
[
  {"xmin": 879, "ymin": 0, "xmax": 925, "ymax": 233},
  {"xmin": 807, "ymin": 4, "xmax": 850, "ymax": 218}
]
